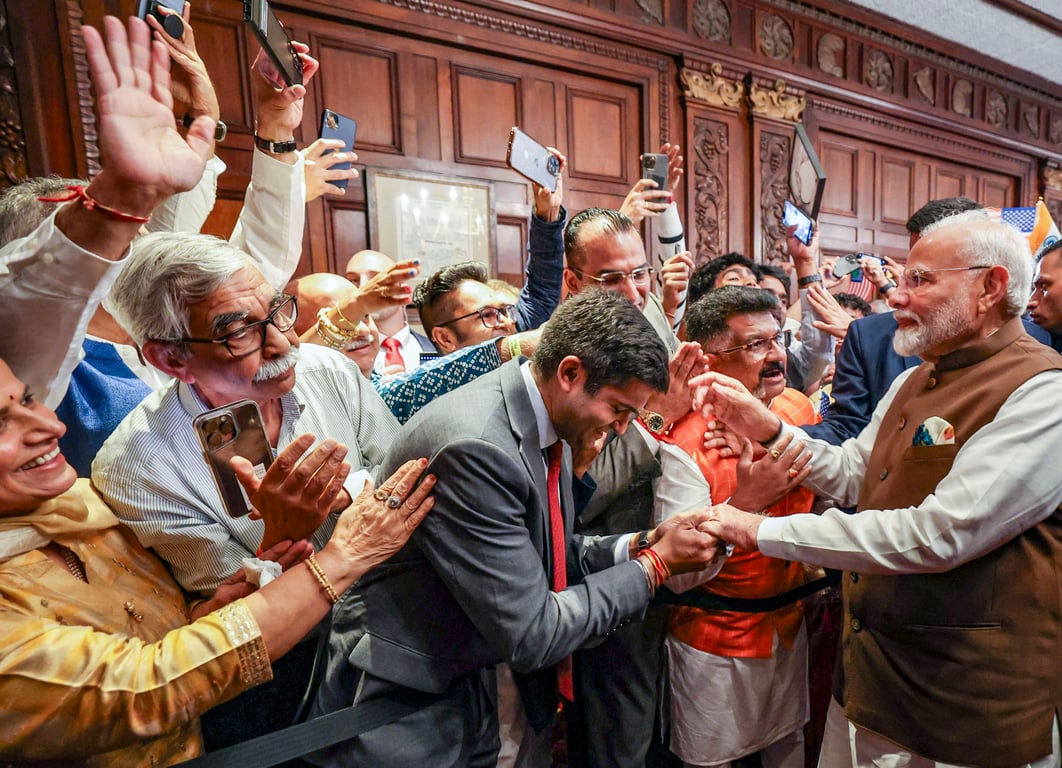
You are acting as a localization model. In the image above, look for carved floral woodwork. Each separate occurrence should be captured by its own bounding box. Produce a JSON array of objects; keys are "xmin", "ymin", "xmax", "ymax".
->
[
  {"xmin": 986, "ymin": 91, "xmax": 1008, "ymax": 129},
  {"xmin": 692, "ymin": 116, "xmax": 729, "ymax": 263},
  {"xmin": 692, "ymin": 0, "xmax": 730, "ymax": 42},
  {"xmin": 759, "ymin": 13, "xmax": 793, "ymax": 61},
  {"xmin": 680, "ymin": 64, "xmax": 744, "ymax": 111},
  {"xmin": 863, "ymin": 49, "xmax": 893, "ymax": 93},
  {"xmin": 759, "ymin": 131, "xmax": 790, "ymax": 265},
  {"xmin": 0, "ymin": 1, "xmax": 25, "ymax": 183},
  {"xmin": 747, "ymin": 77, "xmax": 805, "ymax": 121}
]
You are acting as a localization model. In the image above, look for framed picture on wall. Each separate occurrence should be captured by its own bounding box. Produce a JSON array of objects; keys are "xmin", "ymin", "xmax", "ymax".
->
[
  {"xmin": 789, "ymin": 124, "xmax": 826, "ymax": 220},
  {"xmin": 367, "ymin": 169, "xmax": 496, "ymax": 281}
]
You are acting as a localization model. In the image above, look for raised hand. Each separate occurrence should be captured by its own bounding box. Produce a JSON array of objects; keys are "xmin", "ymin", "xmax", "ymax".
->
[
  {"xmin": 145, "ymin": 3, "xmax": 220, "ymax": 123},
  {"xmin": 620, "ymin": 179, "xmax": 671, "ymax": 225},
  {"xmin": 232, "ymin": 434, "xmax": 351, "ymax": 551},
  {"xmin": 82, "ymin": 16, "xmax": 214, "ymax": 211},
  {"xmin": 303, "ymin": 138, "xmax": 359, "ymax": 201},
  {"xmin": 660, "ymin": 251, "xmax": 695, "ymax": 321}
]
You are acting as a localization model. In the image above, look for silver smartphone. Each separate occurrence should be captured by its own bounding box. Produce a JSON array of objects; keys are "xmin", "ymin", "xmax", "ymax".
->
[
  {"xmin": 193, "ymin": 399, "xmax": 273, "ymax": 517},
  {"xmin": 506, "ymin": 127, "xmax": 559, "ymax": 192}
]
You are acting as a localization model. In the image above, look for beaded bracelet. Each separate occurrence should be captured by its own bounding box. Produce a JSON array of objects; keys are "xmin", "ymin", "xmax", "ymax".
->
[{"xmin": 305, "ymin": 554, "xmax": 339, "ymax": 604}]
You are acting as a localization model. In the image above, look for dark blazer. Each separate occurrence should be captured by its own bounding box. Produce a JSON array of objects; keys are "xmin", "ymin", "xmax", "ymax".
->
[
  {"xmin": 411, "ymin": 327, "xmax": 436, "ymax": 353},
  {"xmin": 803, "ymin": 312, "xmax": 919, "ymax": 445},
  {"xmin": 313, "ymin": 361, "xmax": 650, "ymax": 760}
]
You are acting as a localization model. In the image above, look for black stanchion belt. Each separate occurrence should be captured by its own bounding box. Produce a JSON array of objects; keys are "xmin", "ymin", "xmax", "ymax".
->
[
  {"xmin": 178, "ymin": 696, "xmax": 419, "ymax": 768},
  {"xmin": 653, "ymin": 570, "xmax": 841, "ymax": 613}
]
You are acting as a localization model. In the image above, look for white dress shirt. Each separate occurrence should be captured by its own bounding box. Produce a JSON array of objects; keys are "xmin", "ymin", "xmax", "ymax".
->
[{"xmin": 758, "ymin": 366, "xmax": 1062, "ymax": 573}]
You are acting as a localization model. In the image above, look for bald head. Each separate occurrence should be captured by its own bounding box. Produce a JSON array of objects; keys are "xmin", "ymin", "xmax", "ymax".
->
[
  {"xmin": 345, "ymin": 250, "xmax": 395, "ymax": 286},
  {"xmin": 286, "ymin": 273, "xmax": 357, "ymax": 335}
]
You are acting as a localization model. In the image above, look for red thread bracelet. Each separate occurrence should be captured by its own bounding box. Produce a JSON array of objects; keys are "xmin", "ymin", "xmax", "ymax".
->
[{"xmin": 38, "ymin": 185, "xmax": 151, "ymax": 224}]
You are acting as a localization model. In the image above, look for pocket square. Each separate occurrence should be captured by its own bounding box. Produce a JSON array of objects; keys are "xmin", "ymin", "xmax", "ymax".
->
[{"xmin": 912, "ymin": 416, "xmax": 955, "ymax": 446}]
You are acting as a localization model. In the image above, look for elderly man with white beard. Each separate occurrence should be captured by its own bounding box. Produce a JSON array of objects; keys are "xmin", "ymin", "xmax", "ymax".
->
[
  {"xmin": 92, "ymin": 231, "xmax": 400, "ymax": 594},
  {"xmin": 693, "ymin": 218, "xmax": 1062, "ymax": 768}
]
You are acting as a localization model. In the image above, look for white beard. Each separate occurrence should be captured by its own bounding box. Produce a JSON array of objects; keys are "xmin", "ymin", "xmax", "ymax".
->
[{"xmin": 892, "ymin": 296, "xmax": 968, "ymax": 357}]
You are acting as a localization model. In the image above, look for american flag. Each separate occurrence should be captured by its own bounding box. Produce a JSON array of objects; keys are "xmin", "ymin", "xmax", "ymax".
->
[{"xmin": 987, "ymin": 200, "xmax": 1060, "ymax": 258}]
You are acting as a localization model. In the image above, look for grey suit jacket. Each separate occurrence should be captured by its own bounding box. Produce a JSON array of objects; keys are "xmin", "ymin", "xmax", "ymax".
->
[{"xmin": 320, "ymin": 361, "xmax": 651, "ymax": 709}]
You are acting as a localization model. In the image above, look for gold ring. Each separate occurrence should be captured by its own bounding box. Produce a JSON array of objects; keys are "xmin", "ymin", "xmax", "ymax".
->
[
  {"xmin": 787, "ymin": 466, "xmax": 799, "ymax": 477},
  {"xmin": 374, "ymin": 488, "xmax": 389, "ymax": 501},
  {"xmin": 769, "ymin": 448, "xmax": 781, "ymax": 460}
]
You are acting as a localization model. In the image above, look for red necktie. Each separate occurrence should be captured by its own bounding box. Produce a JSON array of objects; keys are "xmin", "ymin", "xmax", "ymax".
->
[
  {"xmin": 546, "ymin": 441, "xmax": 574, "ymax": 702},
  {"xmin": 381, "ymin": 337, "xmax": 405, "ymax": 372}
]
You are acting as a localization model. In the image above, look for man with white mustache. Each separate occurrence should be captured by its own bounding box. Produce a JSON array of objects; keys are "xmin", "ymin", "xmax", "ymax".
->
[
  {"xmin": 92, "ymin": 231, "xmax": 401, "ymax": 594},
  {"xmin": 695, "ymin": 218, "xmax": 1062, "ymax": 767}
]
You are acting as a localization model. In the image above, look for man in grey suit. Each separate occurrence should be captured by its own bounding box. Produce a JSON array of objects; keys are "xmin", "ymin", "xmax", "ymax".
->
[{"xmin": 312, "ymin": 289, "xmax": 720, "ymax": 766}]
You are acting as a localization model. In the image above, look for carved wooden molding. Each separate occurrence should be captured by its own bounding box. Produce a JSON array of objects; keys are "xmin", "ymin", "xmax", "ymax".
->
[
  {"xmin": 747, "ymin": 77, "xmax": 804, "ymax": 121},
  {"xmin": 634, "ymin": 0, "xmax": 664, "ymax": 25},
  {"xmin": 986, "ymin": 90, "xmax": 1008, "ymax": 129},
  {"xmin": 692, "ymin": 115, "xmax": 729, "ymax": 262},
  {"xmin": 680, "ymin": 65, "xmax": 744, "ymax": 111},
  {"xmin": 64, "ymin": 0, "xmax": 99, "ymax": 178},
  {"xmin": 814, "ymin": 99, "xmax": 1028, "ymax": 164},
  {"xmin": 762, "ymin": 0, "xmax": 1057, "ymax": 103},
  {"xmin": 759, "ymin": 130, "xmax": 790, "ymax": 264},
  {"xmin": 374, "ymin": 0, "xmax": 672, "ymax": 144},
  {"xmin": 0, "ymin": 2, "xmax": 26, "ymax": 184}
]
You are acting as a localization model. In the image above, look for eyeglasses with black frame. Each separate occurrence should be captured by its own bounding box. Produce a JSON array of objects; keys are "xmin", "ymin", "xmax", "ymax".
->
[
  {"xmin": 159, "ymin": 294, "xmax": 298, "ymax": 357},
  {"xmin": 438, "ymin": 304, "xmax": 515, "ymax": 330},
  {"xmin": 570, "ymin": 265, "xmax": 655, "ymax": 288},
  {"xmin": 712, "ymin": 329, "xmax": 792, "ymax": 358}
]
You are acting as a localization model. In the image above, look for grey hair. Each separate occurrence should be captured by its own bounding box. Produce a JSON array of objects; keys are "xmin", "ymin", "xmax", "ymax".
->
[
  {"xmin": 108, "ymin": 231, "xmax": 254, "ymax": 348},
  {"xmin": 0, "ymin": 176, "xmax": 86, "ymax": 247},
  {"xmin": 959, "ymin": 222, "xmax": 1033, "ymax": 317},
  {"xmin": 925, "ymin": 219, "xmax": 1032, "ymax": 318},
  {"xmin": 919, "ymin": 209, "xmax": 990, "ymax": 237}
]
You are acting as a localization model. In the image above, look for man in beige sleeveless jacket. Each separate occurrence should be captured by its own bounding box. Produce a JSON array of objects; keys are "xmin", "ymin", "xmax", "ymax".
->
[{"xmin": 694, "ymin": 217, "xmax": 1062, "ymax": 768}]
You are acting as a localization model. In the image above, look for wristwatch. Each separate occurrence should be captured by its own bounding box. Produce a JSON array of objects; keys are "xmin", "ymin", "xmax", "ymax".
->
[
  {"xmin": 254, "ymin": 134, "xmax": 297, "ymax": 154},
  {"xmin": 638, "ymin": 409, "xmax": 666, "ymax": 435},
  {"xmin": 797, "ymin": 273, "xmax": 822, "ymax": 288},
  {"xmin": 637, "ymin": 530, "xmax": 651, "ymax": 552},
  {"xmin": 183, "ymin": 113, "xmax": 227, "ymax": 142}
]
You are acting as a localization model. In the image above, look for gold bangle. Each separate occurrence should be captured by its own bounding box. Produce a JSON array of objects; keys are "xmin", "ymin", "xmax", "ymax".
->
[
  {"xmin": 305, "ymin": 554, "xmax": 339, "ymax": 604},
  {"xmin": 506, "ymin": 334, "xmax": 523, "ymax": 361},
  {"xmin": 333, "ymin": 303, "xmax": 361, "ymax": 330}
]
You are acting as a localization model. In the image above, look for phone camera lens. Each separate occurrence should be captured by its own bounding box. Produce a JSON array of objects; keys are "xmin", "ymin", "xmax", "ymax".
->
[
  {"xmin": 161, "ymin": 14, "xmax": 184, "ymax": 38},
  {"xmin": 546, "ymin": 155, "xmax": 560, "ymax": 175}
]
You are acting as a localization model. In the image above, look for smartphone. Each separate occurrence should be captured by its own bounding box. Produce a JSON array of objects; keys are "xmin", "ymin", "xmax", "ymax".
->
[
  {"xmin": 782, "ymin": 199, "xmax": 815, "ymax": 246},
  {"xmin": 833, "ymin": 252, "xmax": 884, "ymax": 282},
  {"xmin": 193, "ymin": 399, "xmax": 273, "ymax": 518},
  {"xmin": 320, "ymin": 109, "xmax": 357, "ymax": 190},
  {"xmin": 243, "ymin": 0, "xmax": 303, "ymax": 87},
  {"xmin": 640, "ymin": 153, "xmax": 669, "ymax": 191},
  {"xmin": 137, "ymin": 0, "xmax": 185, "ymax": 38},
  {"xmin": 506, "ymin": 127, "xmax": 559, "ymax": 193}
]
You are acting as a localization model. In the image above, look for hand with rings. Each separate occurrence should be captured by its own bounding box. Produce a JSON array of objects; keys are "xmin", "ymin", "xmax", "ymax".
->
[
  {"xmin": 729, "ymin": 433, "xmax": 813, "ymax": 513},
  {"xmin": 333, "ymin": 459, "xmax": 437, "ymax": 569}
]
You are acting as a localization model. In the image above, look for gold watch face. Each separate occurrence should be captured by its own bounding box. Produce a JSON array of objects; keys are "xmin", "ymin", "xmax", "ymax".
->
[{"xmin": 639, "ymin": 410, "xmax": 665, "ymax": 434}]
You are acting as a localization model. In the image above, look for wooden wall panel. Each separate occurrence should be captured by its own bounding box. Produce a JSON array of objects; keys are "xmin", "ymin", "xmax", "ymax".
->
[
  {"xmin": 821, "ymin": 142, "xmax": 857, "ymax": 216},
  {"xmin": 566, "ymin": 88, "xmax": 630, "ymax": 184},
  {"xmin": 317, "ymin": 44, "xmax": 401, "ymax": 154},
  {"xmin": 453, "ymin": 67, "xmax": 520, "ymax": 166}
]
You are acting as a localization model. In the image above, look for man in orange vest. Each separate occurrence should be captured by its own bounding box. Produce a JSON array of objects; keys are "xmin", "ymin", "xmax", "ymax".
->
[{"xmin": 657, "ymin": 285, "xmax": 817, "ymax": 768}]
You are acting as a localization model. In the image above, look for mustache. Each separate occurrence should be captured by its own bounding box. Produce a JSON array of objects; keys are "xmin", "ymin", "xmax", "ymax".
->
[
  {"xmin": 760, "ymin": 362, "xmax": 785, "ymax": 379},
  {"xmin": 253, "ymin": 346, "xmax": 300, "ymax": 382}
]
